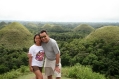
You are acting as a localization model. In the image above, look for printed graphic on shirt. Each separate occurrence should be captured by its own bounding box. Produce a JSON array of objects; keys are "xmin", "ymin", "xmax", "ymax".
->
[{"xmin": 35, "ymin": 50, "xmax": 44, "ymax": 61}]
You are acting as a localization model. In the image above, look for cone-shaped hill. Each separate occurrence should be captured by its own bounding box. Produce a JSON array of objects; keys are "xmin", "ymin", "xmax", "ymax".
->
[
  {"xmin": 50, "ymin": 25, "xmax": 64, "ymax": 31},
  {"xmin": 0, "ymin": 22, "xmax": 33, "ymax": 50},
  {"xmin": 41, "ymin": 24, "xmax": 52, "ymax": 30},
  {"xmin": 85, "ymin": 26, "xmax": 119, "ymax": 43},
  {"xmin": 73, "ymin": 24, "xmax": 94, "ymax": 33},
  {"xmin": 0, "ymin": 21, "xmax": 7, "ymax": 29}
]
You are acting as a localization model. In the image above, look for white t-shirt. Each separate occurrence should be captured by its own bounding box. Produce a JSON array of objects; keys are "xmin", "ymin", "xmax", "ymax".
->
[{"xmin": 28, "ymin": 44, "xmax": 44, "ymax": 67}]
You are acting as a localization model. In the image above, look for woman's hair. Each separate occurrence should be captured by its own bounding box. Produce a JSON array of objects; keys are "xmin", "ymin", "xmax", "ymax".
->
[{"xmin": 34, "ymin": 34, "xmax": 40, "ymax": 43}]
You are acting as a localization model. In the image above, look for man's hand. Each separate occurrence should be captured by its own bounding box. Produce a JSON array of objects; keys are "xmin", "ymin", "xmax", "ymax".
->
[{"xmin": 55, "ymin": 66, "xmax": 60, "ymax": 73}]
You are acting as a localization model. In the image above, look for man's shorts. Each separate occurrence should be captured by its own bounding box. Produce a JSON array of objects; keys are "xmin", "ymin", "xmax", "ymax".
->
[
  {"xmin": 44, "ymin": 63, "xmax": 61, "ymax": 77},
  {"xmin": 32, "ymin": 66, "xmax": 43, "ymax": 72}
]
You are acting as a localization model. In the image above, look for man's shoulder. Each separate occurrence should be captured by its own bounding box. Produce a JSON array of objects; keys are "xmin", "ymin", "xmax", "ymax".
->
[{"xmin": 50, "ymin": 38, "xmax": 56, "ymax": 43}]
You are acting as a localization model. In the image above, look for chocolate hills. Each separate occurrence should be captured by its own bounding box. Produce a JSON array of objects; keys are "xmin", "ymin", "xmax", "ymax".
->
[
  {"xmin": 85, "ymin": 26, "xmax": 119, "ymax": 43},
  {"xmin": 73, "ymin": 24, "xmax": 94, "ymax": 33},
  {"xmin": 0, "ymin": 22, "xmax": 33, "ymax": 50}
]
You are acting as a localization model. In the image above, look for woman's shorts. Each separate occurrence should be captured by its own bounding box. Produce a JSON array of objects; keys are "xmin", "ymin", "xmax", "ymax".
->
[{"xmin": 32, "ymin": 66, "xmax": 43, "ymax": 72}]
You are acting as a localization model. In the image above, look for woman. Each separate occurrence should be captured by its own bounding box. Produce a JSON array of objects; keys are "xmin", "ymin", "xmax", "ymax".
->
[{"xmin": 28, "ymin": 34, "xmax": 44, "ymax": 79}]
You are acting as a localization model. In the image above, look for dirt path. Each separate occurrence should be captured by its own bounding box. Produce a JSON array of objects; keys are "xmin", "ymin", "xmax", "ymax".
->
[
  {"xmin": 31, "ymin": 73, "xmax": 47, "ymax": 79},
  {"xmin": 43, "ymin": 73, "xmax": 47, "ymax": 79},
  {"xmin": 17, "ymin": 72, "xmax": 70, "ymax": 79},
  {"xmin": 32, "ymin": 73, "xmax": 58, "ymax": 79}
]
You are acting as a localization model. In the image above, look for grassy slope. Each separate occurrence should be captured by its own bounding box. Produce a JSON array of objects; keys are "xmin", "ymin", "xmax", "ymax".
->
[
  {"xmin": 0, "ymin": 22, "xmax": 33, "ymax": 49},
  {"xmin": 85, "ymin": 26, "xmax": 119, "ymax": 43}
]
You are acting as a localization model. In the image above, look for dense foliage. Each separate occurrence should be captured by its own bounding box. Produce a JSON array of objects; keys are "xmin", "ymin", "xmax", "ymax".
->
[
  {"xmin": 60, "ymin": 39, "xmax": 119, "ymax": 78},
  {"xmin": 0, "ymin": 47, "xmax": 28, "ymax": 74},
  {"xmin": 0, "ymin": 21, "xmax": 119, "ymax": 79}
]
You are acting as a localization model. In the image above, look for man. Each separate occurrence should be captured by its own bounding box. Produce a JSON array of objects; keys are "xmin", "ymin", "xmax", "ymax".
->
[{"xmin": 39, "ymin": 30, "xmax": 61, "ymax": 79}]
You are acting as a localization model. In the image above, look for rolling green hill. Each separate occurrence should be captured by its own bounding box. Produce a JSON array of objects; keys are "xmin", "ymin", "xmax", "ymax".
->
[
  {"xmin": 85, "ymin": 26, "xmax": 119, "ymax": 43},
  {"xmin": 41, "ymin": 24, "xmax": 52, "ymax": 30},
  {"xmin": 0, "ymin": 21, "xmax": 7, "ymax": 29},
  {"xmin": 0, "ymin": 22, "xmax": 33, "ymax": 50},
  {"xmin": 73, "ymin": 24, "xmax": 94, "ymax": 32}
]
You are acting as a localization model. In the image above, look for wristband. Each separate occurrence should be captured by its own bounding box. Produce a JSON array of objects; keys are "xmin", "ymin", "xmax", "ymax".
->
[{"xmin": 56, "ymin": 64, "xmax": 59, "ymax": 66}]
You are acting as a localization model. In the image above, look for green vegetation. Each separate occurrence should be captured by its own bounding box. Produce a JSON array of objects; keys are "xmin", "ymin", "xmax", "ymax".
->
[
  {"xmin": 73, "ymin": 24, "xmax": 94, "ymax": 33},
  {"xmin": 0, "ymin": 64, "xmax": 107, "ymax": 79},
  {"xmin": 53, "ymin": 25, "xmax": 119, "ymax": 79},
  {"xmin": 24, "ymin": 22, "xmax": 43, "ymax": 34},
  {"xmin": 85, "ymin": 26, "xmax": 119, "ymax": 43},
  {"xmin": 0, "ymin": 21, "xmax": 119, "ymax": 79},
  {"xmin": 0, "ymin": 48, "xmax": 28, "ymax": 74},
  {"xmin": 62, "ymin": 64, "xmax": 107, "ymax": 79},
  {"xmin": 16, "ymin": 73, "xmax": 35, "ymax": 79},
  {"xmin": 0, "ymin": 22, "xmax": 33, "ymax": 50},
  {"xmin": 0, "ymin": 21, "xmax": 7, "ymax": 29},
  {"xmin": 41, "ymin": 24, "xmax": 52, "ymax": 30},
  {"xmin": 0, "ymin": 65, "xmax": 29, "ymax": 79},
  {"xmin": 0, "ymin": 22, "xmax": 33, "ymax": 74}
]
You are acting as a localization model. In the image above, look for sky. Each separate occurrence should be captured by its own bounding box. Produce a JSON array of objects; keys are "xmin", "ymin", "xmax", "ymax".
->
[{"xmin": 0, "ymin": 0, "xmax": 119, "ymax": 22}]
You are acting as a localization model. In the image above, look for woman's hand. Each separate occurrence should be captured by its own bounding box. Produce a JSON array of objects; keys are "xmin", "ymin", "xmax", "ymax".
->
[{"xmin": 29, "ymin": 66, "xmax": 33, "ymax": 72}]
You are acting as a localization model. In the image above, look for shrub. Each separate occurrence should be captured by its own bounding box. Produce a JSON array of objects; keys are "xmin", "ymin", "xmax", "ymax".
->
[
  {"xmin": 0, "ymin": 66, "xmax": 29, "ymax": 79},
  {"xmin": 62, "ymin": 63, "xmax": 107, "ymax": 79}
]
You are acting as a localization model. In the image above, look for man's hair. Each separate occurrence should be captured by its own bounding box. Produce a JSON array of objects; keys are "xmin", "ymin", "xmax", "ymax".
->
[{"xmin": 40, "ymin": 30, "xmax": 47, "ymax": 34}]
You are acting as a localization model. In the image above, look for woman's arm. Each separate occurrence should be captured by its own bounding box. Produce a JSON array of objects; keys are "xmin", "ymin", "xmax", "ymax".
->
[{"xmin": 28, "ymin": 53, "xmax": 33, "ymax": 72}]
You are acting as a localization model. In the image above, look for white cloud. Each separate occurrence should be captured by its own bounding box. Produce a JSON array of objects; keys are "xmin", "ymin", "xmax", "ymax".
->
[{"xmin": 0, "ymin": 0, "xmax": 119, "ymax": 22}]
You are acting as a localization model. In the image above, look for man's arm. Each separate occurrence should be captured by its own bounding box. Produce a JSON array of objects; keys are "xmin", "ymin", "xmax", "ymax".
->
[
  {"xmin": 55, "ymin": 53, "xmax": 60, "ymax": 66},
  {"xmin": 55, "ymin": 53, "xmax": 61, "ymax": 73}
]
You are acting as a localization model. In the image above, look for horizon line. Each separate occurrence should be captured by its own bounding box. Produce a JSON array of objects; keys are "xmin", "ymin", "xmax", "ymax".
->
[{"xmin": 0, "ymin": 19, "xmax": 119, "ymax": 23}]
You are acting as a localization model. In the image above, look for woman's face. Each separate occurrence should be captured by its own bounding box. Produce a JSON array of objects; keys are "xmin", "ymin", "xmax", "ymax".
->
[{"xmin": 35, "ymin": 35, "xmax": 41, "ymax": 44}]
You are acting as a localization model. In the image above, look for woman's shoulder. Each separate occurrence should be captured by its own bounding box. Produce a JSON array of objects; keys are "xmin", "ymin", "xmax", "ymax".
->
[{"xmin": 29, "ymin": 44, "xmax": 36, "ymax": 49}]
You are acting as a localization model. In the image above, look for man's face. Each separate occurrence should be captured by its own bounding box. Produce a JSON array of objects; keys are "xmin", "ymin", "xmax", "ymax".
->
[{"xmin": 40, "ymin": 32, "xmax": 49, "ymax": 43}]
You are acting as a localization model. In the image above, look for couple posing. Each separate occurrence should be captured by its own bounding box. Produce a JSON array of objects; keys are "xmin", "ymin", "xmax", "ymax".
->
[{"xmin": 28, "ymin": 30, "xmax": 61, "ymax": 79}]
